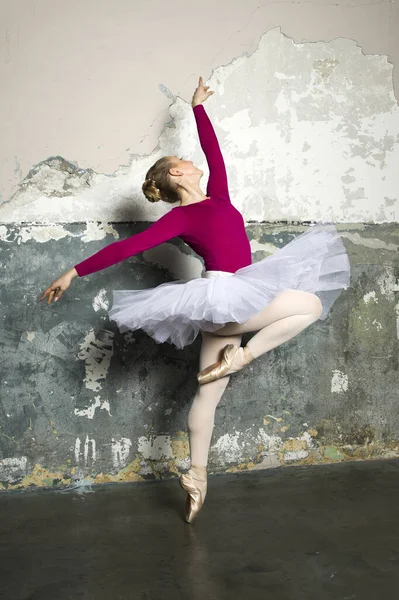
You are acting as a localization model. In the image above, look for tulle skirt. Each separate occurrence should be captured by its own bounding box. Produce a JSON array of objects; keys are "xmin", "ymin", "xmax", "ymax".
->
[{"xmin": 108, "ymin": 223, "xmax": 350, "ymax": 349}]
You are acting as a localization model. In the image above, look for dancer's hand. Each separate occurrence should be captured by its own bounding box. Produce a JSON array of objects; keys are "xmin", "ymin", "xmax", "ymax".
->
[
  {"xmin": 40, "ymin": 268, "xmax": 78, "ymax": 305},
  {"xmin": 192, "ymin": 76, "xmax": 214, "ymax": 107}
]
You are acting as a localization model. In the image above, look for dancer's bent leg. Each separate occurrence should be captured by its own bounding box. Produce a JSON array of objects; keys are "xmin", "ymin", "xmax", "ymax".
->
[{"xmin": 199, "ymin": 290, "xmax": 323, "ymax": 379}]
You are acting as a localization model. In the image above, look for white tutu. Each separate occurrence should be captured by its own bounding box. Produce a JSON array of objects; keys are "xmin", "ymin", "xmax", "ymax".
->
[{"xmin": 108, "ymin": 223, "xmax": 350, "ymax": 349}]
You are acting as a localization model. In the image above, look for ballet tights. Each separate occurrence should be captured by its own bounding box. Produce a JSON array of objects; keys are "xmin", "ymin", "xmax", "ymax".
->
[
  {"xmin": 187, "ymin": 289, "xmax": 323, "ymax": 466},
  {"xmin": 187, "ymin": 350, "xmax": 236, "ymax": 466}
]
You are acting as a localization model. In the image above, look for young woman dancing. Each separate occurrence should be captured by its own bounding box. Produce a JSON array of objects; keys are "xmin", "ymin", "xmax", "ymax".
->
[{"xmin": 41, "ymin": 77, "xmax": 350, "ymax": 524}]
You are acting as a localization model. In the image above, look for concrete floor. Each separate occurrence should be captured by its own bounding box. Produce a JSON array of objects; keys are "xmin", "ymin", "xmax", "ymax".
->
[{"xmin": 0, "ymin": 459, "xmax": 399, "ymax": 600}]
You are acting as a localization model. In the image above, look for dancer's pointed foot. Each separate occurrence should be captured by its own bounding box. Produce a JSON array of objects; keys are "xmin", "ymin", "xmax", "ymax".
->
[
  {"xmin": 179, "ymin": 465, "xmax": 207, "ymax": 523},
  {"xmin": 197, "ymin": 344, "xmax": 254, "ymax": 385}
]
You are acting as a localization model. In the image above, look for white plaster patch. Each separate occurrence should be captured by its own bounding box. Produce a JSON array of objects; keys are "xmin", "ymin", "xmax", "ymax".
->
[
  {"xmin": 26, "ymin": 331, "xmax": 36, "ymax": 341},
  {"xmin": 284, "ymin": 450, "xmax": 309, "ymax": 462},
  {"xmin": 111, "ymin": 437, "xmax": 132, "ymax": 469},
  {"xmin": 74, "ymin": 396, "xmax": 112, "ymax": 419},
  {"xmin": 81, "ymin": 222, "xmax": 119, "ymax": 243},
  {"xmin": 92, "ymin": 289, "xmax": 110, "ymax": 312},
  {"xmin": 0, "ymin": 220, "xmax": 119, "ymax": 244},
  {"xmin": 139, "ymin": 463, "xmax": 155, "ymax": 476},
  {"xmin": 298, "ymin": 431, "xmax": 316, "ymax": 449},
  {"xmin": 137, "ymin": 435, "xmax": 174, "ymax": 460},
  {"xmin": 0, "ymin": 457, "xmax": 28, "ymax": 482},
  {"xmin": 0, "ymin": 223, "xmax": 78, "ymax": 243},
  {"xmin": 255, "ymin": 429, "xmax": 283, "ymax": 452},
  {"xmin": 211, "ymin": 431, "xmax": 243, "ymax": 463},
  {"xmin": 340, "ymin": 231, "xmax": 398, "ymax": 252},
  {"xmin": 174, "ymin": 456, "xmax": 191, "ymax": 470},
  {"xmin": 77, "ymin": 328, "xmax": 114, "ymax": 391},
  {"xmin": 74, "ymin": 435, "xmax": 96, "ymax": 465},
  {"xmin": 331, "ymin": 370, "xmax": 349, "ymax": 393},
  {"xmin": 363, "ymin": 291, "xmax": 378, "ymax": 304},
  {"xmin": 377, "ymin": 267, "xmax": 399, "ymax": 301},
  {"xmin": 2, "ymin": 28, "xmax": 399, "ymax": 224}
]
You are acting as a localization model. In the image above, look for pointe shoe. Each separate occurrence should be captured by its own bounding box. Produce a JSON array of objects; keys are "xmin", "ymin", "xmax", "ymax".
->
[
  {"xmin": 179, "ymin": 466, "xmax": 207, "ymax": 523},
  {"xmin": 197, "ymin": 344, "xmax": 254, "ymax": 385}
]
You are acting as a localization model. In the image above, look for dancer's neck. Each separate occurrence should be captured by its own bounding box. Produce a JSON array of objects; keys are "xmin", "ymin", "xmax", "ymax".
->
[{"xmin": 177, "ymin": 185, "xmax": 209, "ymax": 207}]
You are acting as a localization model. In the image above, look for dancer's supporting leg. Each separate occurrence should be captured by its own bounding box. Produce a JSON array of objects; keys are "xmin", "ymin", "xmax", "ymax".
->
[
  {"xmin": 180, "ymin": 330, "xmax": 242, "ymax": 522},
  {"xmin": 199, "ymin": 290, "xmax": 323, "ymax": 381},
  {"xmin": 189, "ymin": 330, "xmax": 243, "ymax": 466}
]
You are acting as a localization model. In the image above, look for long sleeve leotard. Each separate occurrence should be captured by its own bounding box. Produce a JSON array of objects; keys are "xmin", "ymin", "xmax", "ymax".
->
[{"xmin": 73, "ymin": 104, "xmax": 252, "ymax": 277}]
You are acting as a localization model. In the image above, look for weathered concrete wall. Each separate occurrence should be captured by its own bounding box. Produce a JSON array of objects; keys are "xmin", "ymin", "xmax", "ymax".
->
[
  {"xmin": 0, "ymin": 223, "xmax": 398, "ymax": 489},
  {"xmin": 1, "ymin": 4, "xmax": 399, "ymax": 489}
]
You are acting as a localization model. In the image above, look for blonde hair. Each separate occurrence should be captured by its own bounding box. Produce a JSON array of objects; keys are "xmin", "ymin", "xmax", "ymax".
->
[{"xmin": 142, "ymin": 157, "xmax": 179, "ymax": 204}]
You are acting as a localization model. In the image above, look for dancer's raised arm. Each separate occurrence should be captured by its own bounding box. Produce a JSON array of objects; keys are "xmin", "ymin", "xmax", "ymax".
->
[{"xmin": 192, "ymin": 77, "xmax": 231, "ymax": 203}]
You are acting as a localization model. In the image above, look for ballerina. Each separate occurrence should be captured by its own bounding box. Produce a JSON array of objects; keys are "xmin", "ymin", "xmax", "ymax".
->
[{"xmin": 40, "ymin": 76, "xmax": 350, "ymax": 523}]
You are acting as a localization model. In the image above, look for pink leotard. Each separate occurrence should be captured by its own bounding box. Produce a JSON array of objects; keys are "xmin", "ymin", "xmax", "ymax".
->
[{"xmin": 74, "ymin": 104, "xmax": 252, "ymax": 277}]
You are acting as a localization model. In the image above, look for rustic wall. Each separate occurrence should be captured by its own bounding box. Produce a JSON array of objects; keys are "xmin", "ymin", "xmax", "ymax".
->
[
  {"xmin": 1, "ymin": 222, "xmax": 398, "ymax": 489},
  {"xmin": 0, "ymin": 1, "xmax": 398, "ymax": 489}
]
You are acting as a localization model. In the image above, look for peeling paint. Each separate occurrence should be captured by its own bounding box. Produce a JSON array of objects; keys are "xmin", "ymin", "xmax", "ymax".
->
[
  {"xmin": 137, "ymin": 435, "xmax": 174, "ymax": 460},
  {"xmin": 93, "ymin": 456, "xmax": 143, "ymax": 484},
  {"xmin": 377, "ymin": 267, "xmax": 399, "ymax": 300},
  {"xmin": 211, "ymin": 431, "xmax": 245, "ymax": 463},
  {"xmin": 363, "ymin": 291, "xmax": 378, "ymax": 304},
  {"xmin": 77, "ymin": 328, "xmax": 114, "ymax": 392},
  {"xmin": 74, "ymin": 397, "xmax": 112, "ymax": 419},
  {"xmin": 111, "ymin": 437, "xmax": 132, "ymax": 469},
  {"xmin": 331, "ymin": 370, "xmax": 349, "ymax": 393},
  {"xmin": 2, "ymin": 430, "xmax": 399, "ymax": 491},
  {"xmin": 1, "ymin": 28, "xmax": 398, "ymax": 224},
  {"xmin": 75, "ymin": 436, "xmax": 96, "ymax": 465},
  {"xmin": 0, "ymin": 457, "xmax": 28, "ymax": 483},
  {"xmin": 7, "ymin": 464, "xmax": 71, "ymax": 490},
  {"xmin": 1, "ymin": 217, "xmax": 398, "ymax": 490},
  {"xmin": 339, "ymin": 231, "xmax": 398, "ymax": 252},
  {"xmin": 92, "ymin": 289, "xmax": 110, "ymax": 312},
  {"xmin": 284, "ymin": 450, "xmax": 309, "ymax": 462}
]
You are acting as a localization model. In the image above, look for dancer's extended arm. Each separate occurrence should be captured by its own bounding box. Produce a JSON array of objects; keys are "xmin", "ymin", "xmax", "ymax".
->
[
  {"xmin": 40, "ymin": 205, "xmax": 187, "ymax": 303},
  {"xmin": 73, "ymin": 209, "xmax": 187, "ymax": 277}
]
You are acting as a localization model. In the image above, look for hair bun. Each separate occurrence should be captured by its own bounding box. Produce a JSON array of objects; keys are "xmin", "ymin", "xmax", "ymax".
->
[
  {"xmin": 142, "ymin": 177, "xmax": 161, "ymax": 202},
  {"xmin": 143, "ymin": 157, "xmax": 179, "ymax": 205}
]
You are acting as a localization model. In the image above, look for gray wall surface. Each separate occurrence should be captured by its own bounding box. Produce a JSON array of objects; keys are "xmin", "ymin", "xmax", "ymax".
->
[{"xmin": 1, "ymin": 223, "xmax": 398, "ymax": 489}]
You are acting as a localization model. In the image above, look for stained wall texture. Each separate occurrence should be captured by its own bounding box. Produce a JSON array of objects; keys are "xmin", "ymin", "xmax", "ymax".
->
[{"xmin": 0, "ymin": 2, "xmax": 398, "ymax": 489}]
